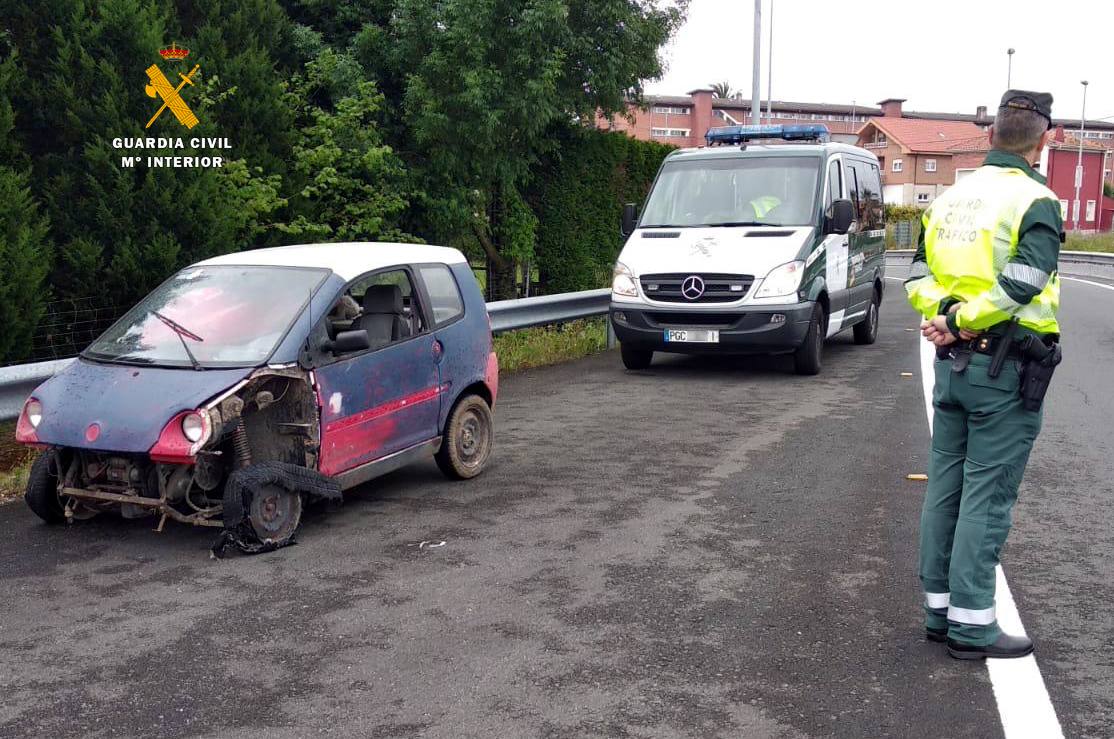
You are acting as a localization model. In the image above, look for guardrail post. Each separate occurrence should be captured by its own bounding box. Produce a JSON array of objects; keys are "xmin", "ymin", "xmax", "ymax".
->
[{"xmin": 605, "ymin": 317, "xmax": 617, "ymax": 349}]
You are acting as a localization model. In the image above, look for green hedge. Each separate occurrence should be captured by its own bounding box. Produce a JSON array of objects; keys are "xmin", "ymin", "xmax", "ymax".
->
[{"xmin": 529, "ymin": 128, "xmax": 673, "ymax": 293}]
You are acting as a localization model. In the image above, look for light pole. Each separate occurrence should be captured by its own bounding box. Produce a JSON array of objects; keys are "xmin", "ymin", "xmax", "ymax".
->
[
  {"xmin": 751, "ymin": 0, "xmax": 762, "ymax": 126},
  {"xmin": 1074, "ymin": 80, "xmax": 1089, "ymax": 231},
  {"xmin": 1007, "ymin": 48, "xmax": 1015, "ymax": 88},
  {"xmin": 766, "ymin": 0, "xmax": 774, "ymax": 124}
]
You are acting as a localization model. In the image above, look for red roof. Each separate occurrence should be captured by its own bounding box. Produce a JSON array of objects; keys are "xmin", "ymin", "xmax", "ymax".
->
[{"xmin": 866, "ymin": 118, "xmax": 989, "ymax": 154}]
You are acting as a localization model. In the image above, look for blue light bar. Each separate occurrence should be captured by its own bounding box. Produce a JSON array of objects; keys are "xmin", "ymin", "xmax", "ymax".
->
[{"xmin": 705, "ymin": 124, "xmax": 831, "ymax": 146}]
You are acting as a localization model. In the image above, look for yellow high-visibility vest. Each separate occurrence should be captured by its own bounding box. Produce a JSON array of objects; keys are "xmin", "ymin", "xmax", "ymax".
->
[{"xmin": 907, "ymin": 165, "xmax": 1060, "ymax": 334}]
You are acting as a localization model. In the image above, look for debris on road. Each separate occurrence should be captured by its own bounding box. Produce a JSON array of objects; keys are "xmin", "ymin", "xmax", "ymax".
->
[{"xmin": 906, "ymin": 473, "xmax": 929, "ymax": 481}]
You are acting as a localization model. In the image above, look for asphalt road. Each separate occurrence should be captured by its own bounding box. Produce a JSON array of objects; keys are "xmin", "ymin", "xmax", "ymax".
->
[{"xmin": 0, "ymin": 276, "xmax": 1111, "ymax": 739}]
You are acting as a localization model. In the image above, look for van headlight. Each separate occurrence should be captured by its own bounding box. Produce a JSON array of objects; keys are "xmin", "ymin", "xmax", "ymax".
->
[
  {"xmin": 612, "ymin": 262, "xmax": 638, "ymax": 297},
  {"xmin": 754, "ymin": 261, "xmax": 805, "ymax": 299}
]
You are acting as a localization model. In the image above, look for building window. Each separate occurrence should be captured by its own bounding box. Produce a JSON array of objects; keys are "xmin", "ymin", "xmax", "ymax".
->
[
  {"xmin": 651, "ymin": 128, "xmax": 690, "ymax": 138},
  {"xmin": 652, "ymin": 105, "xmax": 689, "ymax": 115},
  {"xmin": 917, "ymin": 192, "xmax": 931, "ymax": 203},
  {"xmin": 1059, "ymin": 200, "xmax": 1069, "ymax": 219},
  {"xmin": 1087, "ymin": 199, "xmax": 1097, "ymax": 222},
  {"xmin": 892, "ymin": 159, "xmax": 903, "ymax": 173},
  {"xmin": 924, "ymin": 159, "xmax": 937, "ymax": 173}
]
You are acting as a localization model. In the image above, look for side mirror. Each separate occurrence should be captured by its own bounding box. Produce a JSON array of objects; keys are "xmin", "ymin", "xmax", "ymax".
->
[
  {"xmin": 827, "ymin": 198, "xmax": 855, "ymax": 235},
  {"xmin": 323, "ymin": 329, "xmax": 371, "ymax": 355},
  {"xmin": 621, "ymin": 203, "xmax": 638, "ymax": 238}
]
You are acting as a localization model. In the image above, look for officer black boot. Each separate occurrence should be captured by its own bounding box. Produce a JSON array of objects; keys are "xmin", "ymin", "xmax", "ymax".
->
[
  {"xmin": 926, "ymin": 627, "xmax": 947, "ymax": 643},
  {"xmin": 947, "ymin": 633, "xmax": 1034, "ymax": 660}
]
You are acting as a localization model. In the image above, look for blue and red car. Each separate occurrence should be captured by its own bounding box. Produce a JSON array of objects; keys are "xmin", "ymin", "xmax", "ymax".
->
[{"xmin": 15, "ymin": 243, "xmax": 498, "ymax": 553}]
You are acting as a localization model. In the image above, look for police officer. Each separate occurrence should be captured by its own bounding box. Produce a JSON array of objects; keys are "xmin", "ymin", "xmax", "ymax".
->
[{"xmin": 905, "ymin": 90, "xmax": 1062, "ymax": 660}]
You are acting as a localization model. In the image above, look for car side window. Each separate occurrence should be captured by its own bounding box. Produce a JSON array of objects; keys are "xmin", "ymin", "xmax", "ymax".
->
[
  {"xmin": 314, "ymin": 268, "xmax": 428, "ymax": 364},
  {"xmin": 417, "ymin": 264, "xmax": 465, "ymax": 325}
]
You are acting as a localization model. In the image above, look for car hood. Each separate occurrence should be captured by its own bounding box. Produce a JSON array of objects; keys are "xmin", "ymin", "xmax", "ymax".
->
[
  {"xmin": 30, "ymin": 358, "xmax": 253, "ymax": 454},
  {"xmin": 620, "ymin": 226, "xmax": 815, "ymax": 278}
]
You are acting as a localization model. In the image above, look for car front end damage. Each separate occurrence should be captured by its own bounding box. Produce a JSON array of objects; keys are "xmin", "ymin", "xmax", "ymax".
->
[{"xmin": 18, "ymin": 365, "xmax": 340, "ymax": 553}]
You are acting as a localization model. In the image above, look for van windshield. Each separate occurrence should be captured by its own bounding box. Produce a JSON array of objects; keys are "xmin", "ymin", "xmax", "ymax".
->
[{"xmin": 639, "ymin": 156, "xmax": 821, "ymax": 229}]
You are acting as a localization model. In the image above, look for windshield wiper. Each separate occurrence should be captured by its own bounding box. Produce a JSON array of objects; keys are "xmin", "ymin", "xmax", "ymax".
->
[
  {"xmin": 639, "ymin": 224, "xmax": 692, "ymax": 229},
  {"xmin": 698, "ymin": 221, "xmax": 784, "ymax": 228},
  {"xmin": 151, "ymin": 311, "xmax": 204, "ymax": 370}
]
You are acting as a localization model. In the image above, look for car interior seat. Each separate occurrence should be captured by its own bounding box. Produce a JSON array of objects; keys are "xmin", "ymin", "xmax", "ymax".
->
[{"xmin": 356, "ymin": 284, "xmax": 410, "ymax": 348}]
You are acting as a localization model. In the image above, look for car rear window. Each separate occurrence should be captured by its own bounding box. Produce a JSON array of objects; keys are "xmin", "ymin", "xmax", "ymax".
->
[{"xmin": 419, "ymin": 264, "xmax": 465, "ymax": 325}]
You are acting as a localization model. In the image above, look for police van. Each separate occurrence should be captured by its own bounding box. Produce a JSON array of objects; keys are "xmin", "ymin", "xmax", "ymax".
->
[{"xmin": 609, "ymin": 124, "xmax": 886, "ymax": 374}]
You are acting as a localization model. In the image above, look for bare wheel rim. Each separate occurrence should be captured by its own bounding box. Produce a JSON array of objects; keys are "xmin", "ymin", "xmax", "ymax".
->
[
  {"xmin": 456, "ymin": 407, "xmax": 490, "ymax": 470},
  {"xmin": 249, "ymin": 484, "xmax": 301, "ymax": 541}
]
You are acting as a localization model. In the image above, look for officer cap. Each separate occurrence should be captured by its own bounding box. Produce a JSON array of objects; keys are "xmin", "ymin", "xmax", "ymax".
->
[{"xmin": 999, "ymin": 90, "xmax": 1054, "ymax": 129}]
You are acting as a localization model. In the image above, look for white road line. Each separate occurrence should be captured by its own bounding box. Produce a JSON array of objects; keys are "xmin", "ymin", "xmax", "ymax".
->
[
  {"xmin": 916, "ymin": 337, "xmax": 1064, "ymax": 739},
  {"xmin": 1061, "ymin": 275, "xmax": 1114, "ymax": 291}
]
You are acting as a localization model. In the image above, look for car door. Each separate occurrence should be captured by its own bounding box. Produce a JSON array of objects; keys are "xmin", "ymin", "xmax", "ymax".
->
[
  {"xmin": 821, "ymin": 155, "xmax": 850, "ymax": 335},
  {"xmin": 313, "ymin": 266, "xmax": 441, "ymax": 476}
]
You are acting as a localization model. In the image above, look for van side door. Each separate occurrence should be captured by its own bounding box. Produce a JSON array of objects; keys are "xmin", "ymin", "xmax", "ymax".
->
[{"xmin": 821, "ymin": 155, "xmax": 850, "ymax": 334}]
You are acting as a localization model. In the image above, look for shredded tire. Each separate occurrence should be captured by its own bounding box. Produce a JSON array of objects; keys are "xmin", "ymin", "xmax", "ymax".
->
[{"xmin": 212, "ymin": 462, "xmax": 341, "ymax": 558}]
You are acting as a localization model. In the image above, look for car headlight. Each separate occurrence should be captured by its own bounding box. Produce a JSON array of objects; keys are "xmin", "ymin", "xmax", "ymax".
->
[
  {"xmin": 25, "ymin": 399, "xmax": 43, "ymax": 428},
  {"xmin": 612, "ymin": 262, "xmax": 638, "ymax": 297},
  {"xmin": 755, "ymin": 261, "xmax": 805, "ymax": 299},
  {"xmin": 181, "ymin": 411, "xmax": 208, "ymax": 443}
]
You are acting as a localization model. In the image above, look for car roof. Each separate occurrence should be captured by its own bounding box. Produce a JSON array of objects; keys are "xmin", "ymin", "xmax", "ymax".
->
[
  {"xmin": 197, "ymin": 242, "xmax": 468, "ymax": 282},
  {"xmin": 664, "ymin": 142, "xmax": 878, "ymax": 163}
]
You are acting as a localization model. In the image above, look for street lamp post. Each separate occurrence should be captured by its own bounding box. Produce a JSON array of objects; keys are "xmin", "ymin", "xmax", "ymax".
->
[
  {"xmin": 1074, "ymin": 80, "xmax": 1089, "ymax": 231},
  {"xmin": 1007, "ymin": 48, "xmax": 1015, "ymax": 88},
  {"xmin": 751, "ymin": 0, "xmax": 762, "ymax": 126}
]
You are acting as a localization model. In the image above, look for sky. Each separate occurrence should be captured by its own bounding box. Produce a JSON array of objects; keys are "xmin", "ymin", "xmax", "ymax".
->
[{"xmin": 646, "ymin": 0, "xmax": 1114, "ymax": 124}]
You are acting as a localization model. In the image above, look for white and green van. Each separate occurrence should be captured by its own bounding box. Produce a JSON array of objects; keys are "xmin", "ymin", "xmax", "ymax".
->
[{"xmin": 609, "ymin": 125, "xmax": 886, "ymax": 375}]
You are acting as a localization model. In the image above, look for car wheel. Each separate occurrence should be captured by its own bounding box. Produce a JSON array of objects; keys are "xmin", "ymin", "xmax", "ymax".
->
[
  {"xmin": 436, "ymin": 394, "xmax": 494, "ymax": 480},
  {"xmin": 248, "ymin": 483, "xmax": 303, "ymax": 544},
  {"xmin": 620, "ymin": 343, "xmax": 653, "ymax": 370},
  {"xmin": 793, "ymin": 304, "xmax": 826, "ymax": 376},
  {"xmin": 25, "ymin": 450, "xmax": 65, "ymax": 524},
  {"xmin": 853, "ymin": 289, "xmax": 880, "ymax": 345}
]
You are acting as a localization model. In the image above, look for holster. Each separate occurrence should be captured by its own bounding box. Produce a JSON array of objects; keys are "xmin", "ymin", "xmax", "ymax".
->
[{"xmin": 1017, "ymin": 336, "xmax": 1062, "ymax": 412}]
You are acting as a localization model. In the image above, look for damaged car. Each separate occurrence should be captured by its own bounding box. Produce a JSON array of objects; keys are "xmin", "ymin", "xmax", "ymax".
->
[{"xmin": 15, "ymin": 243, "xmax": 499, "ymax": 554}]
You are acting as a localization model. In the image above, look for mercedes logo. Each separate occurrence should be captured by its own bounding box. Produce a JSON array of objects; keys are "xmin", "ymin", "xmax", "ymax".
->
[{"xmin": 681, "ymin": 275, "xmax": 705, "ymax": 300}]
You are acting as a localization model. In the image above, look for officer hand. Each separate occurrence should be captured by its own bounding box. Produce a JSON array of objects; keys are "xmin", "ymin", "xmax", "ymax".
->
[{"xmin": 922, "ymin": 316, "xmax": 958, "ymax": 346}]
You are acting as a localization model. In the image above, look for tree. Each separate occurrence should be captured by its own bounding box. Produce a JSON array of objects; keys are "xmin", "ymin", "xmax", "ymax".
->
[
  {"xmin": 0, "ymin": 53, "xmax": 50, "ymax": 362},
  {"xmin": 277, "ymin": 48, "xmax": 414, "ymax": 242},
  {"xmin": 710, "ymin": 81, "xmax": 733, "ymax": 99},
  {"xmin": 380, "ymin": 0, "xmax": 685, "ymax": 298}
]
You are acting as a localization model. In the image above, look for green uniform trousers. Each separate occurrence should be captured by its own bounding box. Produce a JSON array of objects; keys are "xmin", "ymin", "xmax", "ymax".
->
[{"xmin": 920, "ymin": 351, "xmax": 1042, "ymax": 646}]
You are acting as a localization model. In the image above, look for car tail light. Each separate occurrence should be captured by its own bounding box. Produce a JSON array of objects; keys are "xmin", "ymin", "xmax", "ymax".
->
[
  {"xmin": 150, "ymin": 409, "xmax": 211, "ymax": 463},
  {"xmin": 14, "ymin": 398, "xmax": 41, "ymax": 444}
]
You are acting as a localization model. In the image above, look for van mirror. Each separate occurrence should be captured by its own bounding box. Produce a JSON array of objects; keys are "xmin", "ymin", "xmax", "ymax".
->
[
  {"xmin": 827, "ymin": 199, "xmax": 856, "ymax": 235},
  {"xmin": 621, "ymin": 203, "xmax": 638, "ymax": 238},
  {"xmin": 323, "ymin": 329, "xmax": 371, "ymax": 355}
]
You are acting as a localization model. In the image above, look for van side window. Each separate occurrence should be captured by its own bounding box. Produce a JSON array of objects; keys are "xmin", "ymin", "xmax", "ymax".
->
[
  {"xmin": 846, "ymin": 164, "xmax": 862, "ymax": 226},
  {"xmin": 849, "ymin": 161, "xmax": 884, "ymax": 231},
  {"xmin": 418, "ymin": 264, "xmax": 465, "ymax": 325},
  {"xmin": 826, "ymin": 159, "xmax": 843, "ymax": 210}
]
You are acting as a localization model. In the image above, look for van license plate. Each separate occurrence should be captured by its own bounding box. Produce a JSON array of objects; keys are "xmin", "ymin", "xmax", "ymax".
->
[{"xmin": 664, "ymin": 329, "xmax": 719, "ymax": 343}]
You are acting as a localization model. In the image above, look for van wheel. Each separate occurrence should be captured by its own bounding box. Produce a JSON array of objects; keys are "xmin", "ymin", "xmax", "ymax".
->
[
  {"xmin": 436, "ymin": 394, "xmax": 494, "ymax": 480},
  {"xmin": 794, "ymin": 305, "xmax": 826, "ymax": 376},
  {"xmin": 620, "ymin": 344, "xmax": 653, "ymax": 370},
  {"xmin": 25, "ymin": 450, "xmax": 65, "ymax": 524},
  {"xmin": 853, "ymin": 290, "xmax": 880, "ymax": 345}
]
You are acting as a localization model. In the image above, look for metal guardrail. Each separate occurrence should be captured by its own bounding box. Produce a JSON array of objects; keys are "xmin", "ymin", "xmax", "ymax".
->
[
  {"xmin": 0, "ymin": 290, "xmax": 616, "ymax": 423},
  {"xmin": 886, "ymin": 249, "xmax": 1113, "ymax": 277},
  {"xmin": 486, "ymin": 288, "xmax": 611, "ymax": 334}
]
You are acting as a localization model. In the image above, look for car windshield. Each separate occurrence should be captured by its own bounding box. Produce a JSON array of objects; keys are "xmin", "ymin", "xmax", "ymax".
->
[
  {"xmin": 85, "ymin": 265, "xmax": 327, "ymax": 368},
  {"xmin": 639, "ymin": 156, "xmax": 821, "ymax": 229}
]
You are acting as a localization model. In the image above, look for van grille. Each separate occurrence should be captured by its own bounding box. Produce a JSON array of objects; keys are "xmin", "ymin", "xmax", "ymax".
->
[{"xmin": 639, "ymin": 273, "xmax": 754, "ymax": 303}]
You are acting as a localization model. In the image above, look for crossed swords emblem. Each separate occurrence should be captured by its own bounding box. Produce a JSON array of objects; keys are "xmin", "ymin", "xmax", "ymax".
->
[{"xmin": 144, "ymin": 63, "xmax": 200, "ymax": 129}]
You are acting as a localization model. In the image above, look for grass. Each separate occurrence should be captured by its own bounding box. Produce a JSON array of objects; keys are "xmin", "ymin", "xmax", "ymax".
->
[
  {"xmin": 0, "ymin": 423, "xmax": 35, "ymax": 504},
  {"xmin": 493, "ymin": 317, "xmax": 609, "ymax": 372},
  {"xmin": 1064, "ymin": 233, "xmax": 1114, "ymax": 253}
]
